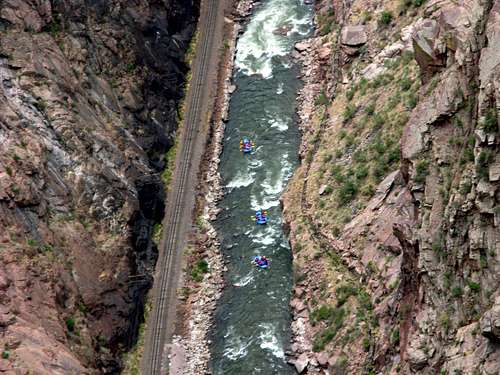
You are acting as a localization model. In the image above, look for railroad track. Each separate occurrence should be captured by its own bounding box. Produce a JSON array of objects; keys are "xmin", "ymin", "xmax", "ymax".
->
[{"xmin": 142, "ymin": 0, "xmax": 221, "ymax": 373}]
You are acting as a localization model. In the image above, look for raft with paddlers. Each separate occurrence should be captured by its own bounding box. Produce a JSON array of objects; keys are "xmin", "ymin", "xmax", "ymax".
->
[
  {"xmin": 253, "ymin": 209, "xmax": 268, "ymax": 225},
  {"xmin": 253, "ymin": 255, "xmax": 270, "ymax": 269},
  {"xmin": 240, "ymin": 138, "xmax": 255, "ymax": 154}
]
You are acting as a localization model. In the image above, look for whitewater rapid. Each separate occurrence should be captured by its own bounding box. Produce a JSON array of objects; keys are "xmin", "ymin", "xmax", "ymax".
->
[{"xmin": 210, "ymin": 1, "xmax": 313, "ymax": 373}]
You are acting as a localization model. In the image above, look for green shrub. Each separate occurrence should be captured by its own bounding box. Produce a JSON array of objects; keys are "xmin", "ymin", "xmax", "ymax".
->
[
  {"xmin": 391, "ymin": 328, "xmax": 400, "ymax": 345},
  {"xmin": 313, "ymin": 327, "xmax": 336, "ymax": 351},
  {"xmin": 361, "ymin": 184, "xmax": 375, "ymax": 196},
  {"xmin": 343, "ymin": 104, "xmax": 357, "ymax": 122},
  {"xmin": 336, "ymin": 284, "xmax": 358, "ymax": 306},
  {"xmin": 346, "ymin": 88, "xmax": 356, "ymax": 101},
  {"xmin": 373, "ymin": 112, "xmax": 387, "ymax": 129},
  {"xmin": 476, "ymin": 150, "xmax": 492, "ymax": 179},
  {"xmin": 365, "ymin": 103, "xmax": 375, "ymax": 115},
  {"xmin": 406, "ymin": 92, "xmax": 418, "ymax": 109},
  {"xmin": 452, "ymin": 286, "xmax": 463, "ymax": 298},
  {"xmin": 386, "ymin": 94, "xmax": 401, "ymax": 110},
  {"xmin": 126, "ymin": 62, "xmax": 136, "ymax": 73},
  {"xmin": 482, "ymin": 108, "xmax": 498, "ymax": 133},
  {"xmin": 358, "ymin": 78, "xmax": 369, "ymax": 95},
  {"xmin": 400, "ymin": 77, "xmax": 413, "ymax": 91},
  {"xmin": 65, "ymin": 317, "xmax": 76, "ymax": 332},
  {"xmin": 480, "ymin": 254, "xmax": 488, "ymax": 269},
  {"xmin": 311, "ymin": 305, "xmax": 336, "ymax": 322},
  {"xmin": 467, "ymin": 280, "xmax": 481, "ymax": 293},
  {"xmin": 40, "ymin": 244, "xmax": 54, "ymax": 253},
  {"xmin": 338, "ymin": 179, "xmax": 358, "ymax": 204},
  {"xmin": 353, "ymin": 150, "xmax": 367, "ymax": 163},
  {"xmin": 320, "ymin": 23, "xmax": 332, "ymax": 36},
  {"xmin": 387, "ymin": 147, "xmax": 400, "ymax": 164},
  {"xmin": 379, "ymin": 11, "xmax": 393, "ymax": 26},
  {"xmin": 191, "ymin": 259, "xmax": 209, "ymax": 282},
  {"xmin": 355, "ymin": 165, "xmax": 369, "ymax": 180},
  {"xmin": 311, "ymin": 307, "xmax": 347, "ymax": 351},
  {"xmin": 372, "ymin": 157, "xmax": 389, "ymax": 181},
  {"xmin": 1, "ymin": 350, "xmax": 9, "ymax": 359},
  {"xmin": 331, "ymin": 165, "xmax": 345, "ymax": 183},
  {"xmin": 315, "ymin": 91, "xmax": 329, "ymax": 106},
  {"xmin": 412, "ymin": 0, "xmax": 426, "ymax": 6},
  {"xmin": 362, "ymin": 337, "xmax": 371, "ymax": 351}
]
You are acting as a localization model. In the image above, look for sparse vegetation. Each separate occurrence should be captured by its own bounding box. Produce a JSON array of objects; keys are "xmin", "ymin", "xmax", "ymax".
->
[
  {"xmin": 191, "ymin": 259, "xmax": 209, "ymax": 282},
  {"xmin": 476, "ymin": 150, "xmax": 493, "ymax": 179},
  {"xmin": 317, "ymin": 8, "xmax": 335, "ymax": 36},
  {"xmin": 315, "ymin": 91, "xmax": 329, "ymax": 106},
  {"xmin": 65, "ymin": 317, "xmax": 76, "ymax": 332},
  {"xmin": 452, "ymin": 286, "xmax": 463, "ymax": 298},
  {"xmin": 336, "ymin": 284, "xmax": 358, "ymax": 306},
  {"xmin": 161, "ymin": 145, "xmax": 177, "ymax": 188},
  {"xmin": 391, "ymin": 328, "xmax": 400, "ymax": 346},
  {"xmin": 482, "ymin": 108, "xmax": 498, "ymax": 133},
  {"xmin": 311, "ymin": 306, "xmax": 346, "ymax": 351},
  {"xmin": 379, "ymin": 11, "xmax": 393, "ymax": 26},
  {"xmin": 343, "ymin": 104, "xmax": 357, "ymax": 122},
  {"xmin": 440, "ymin": 312, "xmax": 450, "ymax": 333},
  {"xmin": 467, "ymin": 280, "xmax": 481, "ymax": 293}
]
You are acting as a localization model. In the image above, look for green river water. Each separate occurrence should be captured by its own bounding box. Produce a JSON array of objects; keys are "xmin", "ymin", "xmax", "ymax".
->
[{"xmin": 210, "ymin": 1, "xmax": 313, "ymax": 374}]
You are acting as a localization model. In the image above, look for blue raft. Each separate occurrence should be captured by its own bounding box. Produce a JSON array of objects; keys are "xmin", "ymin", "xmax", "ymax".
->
[
  {"xmin": 240, "ymin": 138, "xmax": 254, "ymax": 154},
  {"xmin": 253, "ymin": 255, "xmax": 270, "ymax": 269},
  {"xmin": 254, "ymin": 209, "xmax": 268, "ymax": 225}
]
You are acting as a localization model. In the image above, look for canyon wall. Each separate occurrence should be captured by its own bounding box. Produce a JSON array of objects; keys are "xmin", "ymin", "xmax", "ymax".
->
[
  {"xmin": 285, "ymin": 0, "xmax": 499, "ymax": 374},
  {"xmin": 0, "ymin": 0, "xmax": 198, "ymax": 373}
]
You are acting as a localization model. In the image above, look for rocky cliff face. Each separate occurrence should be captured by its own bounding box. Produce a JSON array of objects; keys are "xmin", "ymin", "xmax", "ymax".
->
[
  {"xmin": 284, "ymin": 0, "xmax": 499, "ymax": 374},
  {"xmin": 0, "ymin": 0, "xmax": 198, "ymax": 373}
]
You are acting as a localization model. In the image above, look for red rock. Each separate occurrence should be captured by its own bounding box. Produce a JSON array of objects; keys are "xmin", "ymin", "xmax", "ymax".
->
[{"xmin": 316, "ymin": 352, "xmax": 329, "ymax": 367}]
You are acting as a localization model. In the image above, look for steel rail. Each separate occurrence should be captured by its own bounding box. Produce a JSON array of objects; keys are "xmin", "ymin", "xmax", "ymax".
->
[{"xmin": 142, "ymin": 0, "xmax": 220, "ymax": 373}]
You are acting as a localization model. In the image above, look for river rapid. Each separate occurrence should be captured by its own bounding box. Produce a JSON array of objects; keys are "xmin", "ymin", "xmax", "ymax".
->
[{"xmin": 210, "ymin": 1, "xmax": 313, "ymax": 374}]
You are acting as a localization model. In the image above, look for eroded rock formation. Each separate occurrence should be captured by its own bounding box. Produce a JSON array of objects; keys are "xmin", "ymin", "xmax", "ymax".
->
[
  {"xmin": 285, "ymin": 0, "xmax": 499, "ymax": 373},
  {"xmin": 0, "ymin": 0, "xmax": 198, "ymax": 373}
]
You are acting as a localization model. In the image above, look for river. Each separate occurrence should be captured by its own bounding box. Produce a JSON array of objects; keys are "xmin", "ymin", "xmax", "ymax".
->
[{"xmin": 210, "ymin": 1, "xmax": 313, "ymax": 373}]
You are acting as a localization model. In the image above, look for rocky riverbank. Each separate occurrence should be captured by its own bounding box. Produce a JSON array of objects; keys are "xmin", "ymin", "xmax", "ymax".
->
[
  {"xmin": 285, "ymin": 24, "xmax": 333, "ymax": 375},
  {"xmin": 168, "ymin": 1, "xmax": 257, "ymax": 374}
]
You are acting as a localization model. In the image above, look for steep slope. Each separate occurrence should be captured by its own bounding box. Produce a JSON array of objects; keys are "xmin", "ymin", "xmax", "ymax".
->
[
  {"xmin": 0, "ymin": 0, "xmax": 197, "ymax": 373},
  {"xmin": 284, "ymin": 0, "xmax": 499, "ymax": 374}
]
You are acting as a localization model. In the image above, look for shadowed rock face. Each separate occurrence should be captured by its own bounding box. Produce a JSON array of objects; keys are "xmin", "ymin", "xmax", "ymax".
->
[{"xmin": 0, "ymin": 0, "xmax": 198, "ymax": 373}]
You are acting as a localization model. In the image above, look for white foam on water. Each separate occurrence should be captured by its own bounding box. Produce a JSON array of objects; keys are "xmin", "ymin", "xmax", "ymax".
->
[
  {"xmin": 233, "ymin": 273, "xmax": 254, "ymax": 287},
  {"xmin": 250, "ymin": 154, "xmax": 293, "ymax": 210},
  {"xmin": 250, "ymin": 195, "xmax": 281, "ymax": 211},
  {"xmin": 224, "ymin": 326, "xmax": 253, "ymax": 361},
  {"xmin": 226, "ymin": 170, "xmax": 256, "ymax": 189},
  {"xmin": 249, "ymin": 158, "xmax": 263, "ymax": 169},
  {"xmin": 268, "ymin": 117, "xmax": 289, "ymax": 131},
  {"xmin": 276, "ymin": 82, "xmax": 284, "ymax": 94},
  {"xmin": 258, "ymin": 323, "xmax": 284, "ymax": 359},
  {"xmin": 251, "ymin": 225, "xmax": 278, "ymax": 245},
  {"xmin": 235, "ymin": 0, "xmax": 312, "ymax": 78}
]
